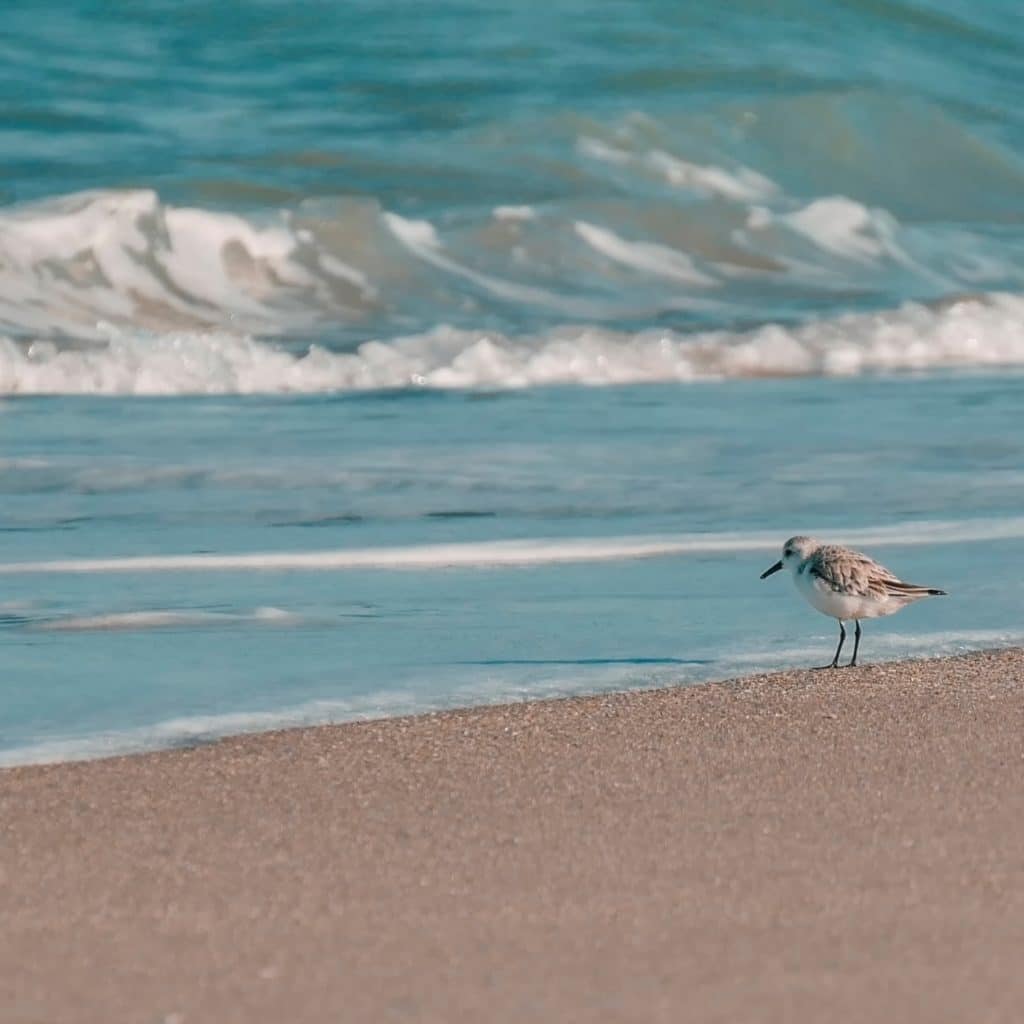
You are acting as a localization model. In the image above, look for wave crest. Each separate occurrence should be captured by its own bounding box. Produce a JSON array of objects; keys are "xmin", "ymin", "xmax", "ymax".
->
[
  {"xmin": 0, "ymin": 189, "xmax": 382, "ymax": 339},
  {"xmin": 0, "ymin": 293, "xmax": 1021, "ymax": 395}
]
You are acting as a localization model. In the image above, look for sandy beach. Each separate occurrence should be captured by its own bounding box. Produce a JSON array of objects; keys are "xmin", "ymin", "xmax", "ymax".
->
[{"xmin": 2, "ymin": 648, "xmax": 1023, "ymax": 1023}]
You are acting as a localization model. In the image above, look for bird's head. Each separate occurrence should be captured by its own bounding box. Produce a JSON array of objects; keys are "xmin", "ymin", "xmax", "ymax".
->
[{"xmin": 760, "ymin": 535, "xmax": 820, "ymax": 579}]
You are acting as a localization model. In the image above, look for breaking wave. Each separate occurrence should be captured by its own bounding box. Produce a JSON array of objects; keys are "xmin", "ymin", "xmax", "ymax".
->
[
  {"xmin": 3, "ymin": 92, "xmax": 1024, "ymax": 396},
  {"xmin": 1, "ymin": 292, "xmax": 1022, "ymax": 394}
]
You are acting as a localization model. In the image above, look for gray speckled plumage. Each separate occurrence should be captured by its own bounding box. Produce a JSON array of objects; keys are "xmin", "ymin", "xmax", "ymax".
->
[
  {"xmin": 806, "ymin": 545, "xmax": 925, "ymax": 600},
  {"xmin": 763, "ymin": 535, "xmax": 947, "ymax": 668}
]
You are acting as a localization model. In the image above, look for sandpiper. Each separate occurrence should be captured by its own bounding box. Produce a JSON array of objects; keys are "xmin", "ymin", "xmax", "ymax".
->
[{"xmin": 760, "ymin": 536, "xmax": 947, "ymax": 668}]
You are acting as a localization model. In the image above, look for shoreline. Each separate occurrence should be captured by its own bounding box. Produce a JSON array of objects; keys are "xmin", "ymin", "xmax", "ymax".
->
[
  {"xmin": 3, "ymin": 648, "xmax": 1023, "ymax": 1022},
  {"xmin": 2, "ymin": 640, "xmax": 1015, "ymax": 771}
]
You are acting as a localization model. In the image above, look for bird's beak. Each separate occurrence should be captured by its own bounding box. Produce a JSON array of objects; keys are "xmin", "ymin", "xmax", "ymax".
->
[{"xmin": 760, "ymin": 560, "xmax": 783, "ymax": 580}]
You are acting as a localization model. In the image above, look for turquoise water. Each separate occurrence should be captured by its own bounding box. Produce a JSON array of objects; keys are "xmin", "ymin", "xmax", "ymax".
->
[{"xmin": 1, "ymin": 2, "xmax": 1023, "ymax": 763}]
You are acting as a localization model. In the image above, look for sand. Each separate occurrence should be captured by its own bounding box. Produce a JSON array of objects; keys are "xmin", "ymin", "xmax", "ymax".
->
[{"xmin": 2, "ymin": 648, "xmax": 1023, "ymax": 1023}]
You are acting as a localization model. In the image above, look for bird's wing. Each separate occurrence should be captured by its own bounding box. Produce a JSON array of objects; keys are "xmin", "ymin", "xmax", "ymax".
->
[{"xmin": 808, "ymin": 546, "xmax": 899, "ymax": 598}]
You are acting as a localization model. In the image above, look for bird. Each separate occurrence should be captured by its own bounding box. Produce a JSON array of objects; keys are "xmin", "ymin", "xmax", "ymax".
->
[{"xmin": 760, "ymin": 536, "xmax": 947, "ymax": 669}]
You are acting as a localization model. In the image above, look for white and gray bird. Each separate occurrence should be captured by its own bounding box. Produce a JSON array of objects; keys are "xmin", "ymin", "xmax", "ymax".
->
[{"xmin": 760, "ymin": 536, "xmax": 947, "ymax": 668}]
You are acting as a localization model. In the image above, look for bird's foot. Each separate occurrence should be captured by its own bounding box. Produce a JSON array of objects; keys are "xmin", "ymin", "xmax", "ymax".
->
[{"xmin": 813, "ymin": 662, "xmax": 840, "ymax": 671}]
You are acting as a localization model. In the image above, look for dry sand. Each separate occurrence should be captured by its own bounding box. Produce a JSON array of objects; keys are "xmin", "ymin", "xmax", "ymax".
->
[{"xmin": 2, "ymin": 649, "xmax": 1023, "ymax": 1023}]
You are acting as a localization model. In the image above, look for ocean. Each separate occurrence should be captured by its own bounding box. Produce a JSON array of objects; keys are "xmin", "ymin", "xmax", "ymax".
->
[{"xmin": 2, "ymin": 0, "xmax": 1023, "ymax": 764}]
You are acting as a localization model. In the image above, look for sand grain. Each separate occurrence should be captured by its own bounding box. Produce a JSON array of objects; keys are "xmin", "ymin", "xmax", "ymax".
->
[{"xmin": 2, "ymin": 649, "xmax": 1023, "ymax": 1023}]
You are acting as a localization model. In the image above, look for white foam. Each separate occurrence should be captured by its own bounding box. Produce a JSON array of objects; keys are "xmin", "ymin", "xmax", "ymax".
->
[
  {"xmin": 574, "ymin": 221, "xmax": 718, "ymax": 286},
  {"xmin": 645, "ymin": 150, "xmax": 778, "ymax": 201},
  {"xmin": 0, "ymin": 697, "xmax": 408, "ymax": 768},
  {"xmin": 383, "ymin": 211, "xmax": 604, "ymax": 317},
  {"xmin": 8, "ymin": 292, "xmax": 1024, "ymax": 399},
  {"xmin": 35, "ymin": 607, "xmax": 298, "ymax": 631},
  {"xmin": 493, "ymin": 206, "xmax": 537, "ymax": 221},
  {"xmin": 0, "ymin": 670, "xmax": 655, "ymax": 768},
  {"xmin": 1, "ymin": 516, "xmax": 1021, "ymax": 576},
  {"xmin": 6, "ymin": 289, "xmax": 1022, "ymax": 395},
  {"xmin": 0, "ymin": 189, "xmax": 376, "ymax": 339},
  {"xmin": 578, "ymin": 137, "xmax": 777, "ymax": 201},
  {"xmin": 382, "ymin": 212, "xmax": 441, "ymax": 250},
  {"xmin": 2, "ymin": 623, "xmax": 1018, "ymax": 768},
  {"xmin": 746, "ymin": 196, "xmax": 903, "ymax": 265},
  {"xmin": 0, "ymin": 329, "xmax": 315, "ymax": 395}
]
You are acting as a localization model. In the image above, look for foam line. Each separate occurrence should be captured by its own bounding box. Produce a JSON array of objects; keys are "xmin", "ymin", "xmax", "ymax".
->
[
  {"xmin": 1, "ymin": 517, "xmax": 1021, "ymax": 575},
  {"xmin": 1, "ymin": 626, "xmax": 1018, "ymax": 768},
  {"xmin": 34, "ymin": 607, "xmax": 297, "ymax": 631},
  {"xmin": 574, "ymin": 221, "xmax": 718, "ymax": 285},
  {"xmin": 383, "ymin": 212, "xmax": 607, "ymax": 317},
  {"xmin": 3, "ymin": 291, "xmax": 1023, "ymax": 394}
]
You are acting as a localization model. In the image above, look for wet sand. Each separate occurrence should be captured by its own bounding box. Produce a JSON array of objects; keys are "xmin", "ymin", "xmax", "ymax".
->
[{"xmin": 2, "ymin": 649, "xmax": 1023, "ymax": 1023}]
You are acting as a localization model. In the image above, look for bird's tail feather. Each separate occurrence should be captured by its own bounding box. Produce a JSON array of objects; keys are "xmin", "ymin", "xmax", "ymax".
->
[{"xmin": 885, "ymin": 581, "xmax": 947, "ymax": 597}]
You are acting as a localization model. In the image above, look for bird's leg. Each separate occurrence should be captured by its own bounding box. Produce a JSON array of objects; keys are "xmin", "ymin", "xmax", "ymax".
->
[
  {"xmin": 815, "ymin": 621, "xmax": 845, "ymax": 670},
  {"xmin": 847, "ymin": 620, "xmax": 862, "ymax": 667}
]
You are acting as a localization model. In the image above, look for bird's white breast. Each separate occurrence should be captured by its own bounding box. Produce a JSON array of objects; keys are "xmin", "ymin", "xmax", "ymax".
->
[{"xmin": 793, "ymin": 566, "xmax": 900, "ymax": 620}]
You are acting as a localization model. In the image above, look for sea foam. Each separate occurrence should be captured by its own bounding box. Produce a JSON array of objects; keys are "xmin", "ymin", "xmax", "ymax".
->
[
  {"xmin": 0, "ymin": 189, "xmax": 378, "ymax": 339},
  {"xmin": 1, "ymin": 625, "xmax": 1017, "ymax": 768},
  {"xmin": 0, "ymin": 292, "xmax": 1022, "ymax": 395},
  {"xmin": 35, "ymin": 607, "xmax": 298, "ymax": 631},
  {"xmin": 3, "ymin": 517, "xmax": 1023, "ymax": 575}
]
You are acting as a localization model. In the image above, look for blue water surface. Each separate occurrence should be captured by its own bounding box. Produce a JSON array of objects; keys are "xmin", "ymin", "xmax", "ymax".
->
[{"xmin": 1, "ymin": 1, "xmax": 1022, "ymax": 762}]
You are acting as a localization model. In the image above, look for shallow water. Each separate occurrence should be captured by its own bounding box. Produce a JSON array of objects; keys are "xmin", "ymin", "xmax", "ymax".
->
[
  {"xmin": 1, "ymin": 1, "xmax": 1022, "ymax": 763},
  {"xmin": 4, "ymin": 375, "xmax": 1023, "ymax": 764}
]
